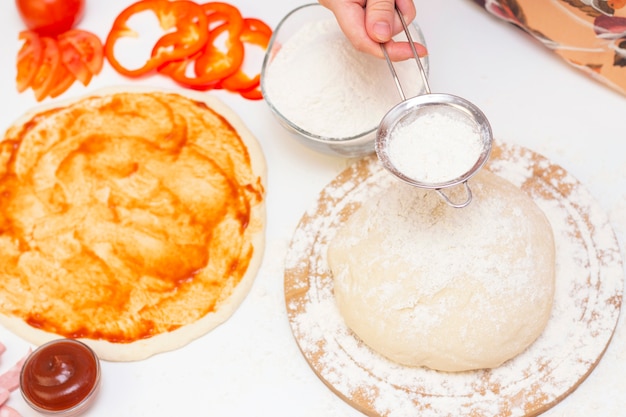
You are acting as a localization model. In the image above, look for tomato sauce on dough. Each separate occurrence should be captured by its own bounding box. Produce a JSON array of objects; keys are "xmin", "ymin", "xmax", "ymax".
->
[{"xmin": 0, "ymin": 92, "xmax": 264, "ymax": 344}]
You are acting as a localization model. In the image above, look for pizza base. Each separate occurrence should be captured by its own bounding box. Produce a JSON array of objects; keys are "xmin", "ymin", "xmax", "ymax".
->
[{"xmin": 0, "ymin": 86, "xmax": 267, "ymax": 361}]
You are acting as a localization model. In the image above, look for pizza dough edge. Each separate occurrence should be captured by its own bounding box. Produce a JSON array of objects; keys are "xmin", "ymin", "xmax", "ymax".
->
[{"xmin": 0, "ymin": 85, "xmax": 268, "ymax": 361}]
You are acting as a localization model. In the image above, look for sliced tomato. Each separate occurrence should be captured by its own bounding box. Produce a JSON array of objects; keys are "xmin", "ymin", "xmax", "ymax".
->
[
  {"xmin": 58, "ymin": 30, "xmax": 104, "ymax": 75},
  {"xmin": 30, "ymin": 37, "xmax": 61, "ymax": 101},
  {"xmin": 48, "ymin": 60, "xmax": 76, "ymax": 98},
  {"xmin": 58, "ymin": 41, "xmax": 92, "ymax": 86},
  {"xmin": 16, "ymin": 30, "xmax": 43, "ymax": 93}
]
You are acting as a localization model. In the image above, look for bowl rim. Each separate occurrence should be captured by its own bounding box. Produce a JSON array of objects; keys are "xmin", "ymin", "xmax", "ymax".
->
[
  {"xmin": 260, "ymin": 2, "xmax": 428, "ymax": 145},
  {"xmin": 260, "ymin": 3, "xmax": 377, "ymax": 144}
]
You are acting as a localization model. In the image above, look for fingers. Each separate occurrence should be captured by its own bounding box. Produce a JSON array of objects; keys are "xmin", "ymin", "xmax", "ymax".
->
[
  {"xmin": 363, "ymin": 0, "xmax": 426, "ymax": 60},
  {"xmin": 365, "ymin": 0, "xmax": 417, "ymax": 41},
  {"xmin": 318, "ymin": 0, "xmax": 428, "ymax": 61},
  {"xmin": 395, "ymin": 0, "xmax": 417, "ymax": 26},
  {"xmin": 319, "ymin": 0, "xmax": 385, "ymax": 57},
  {"xmin": 365, "ymin": 0, "xmax": 396, "ymax": 42},
  {"xmin": 382, "ymin": 40, "xmax": 428, "ymax": 61}
]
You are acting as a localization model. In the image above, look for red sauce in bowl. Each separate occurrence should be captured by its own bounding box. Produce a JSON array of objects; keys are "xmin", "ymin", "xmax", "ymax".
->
[{"xmin": 20, "ymin": 339, "xmax": 100, "ymax": 416}]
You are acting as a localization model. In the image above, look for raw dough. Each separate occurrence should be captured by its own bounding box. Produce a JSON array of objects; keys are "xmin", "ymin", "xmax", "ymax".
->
[{"xmin": 328, "ymin": 170, "xmax": 555, "ymax": 372}]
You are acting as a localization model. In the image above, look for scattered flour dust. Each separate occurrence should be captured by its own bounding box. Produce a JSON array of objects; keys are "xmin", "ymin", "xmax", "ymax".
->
[
  {"xmin": 386, "ymin": 105, "xmax": 484, "ymax": 183},
  {"xmin": 283, "ymin": 141, "xmax": 624, "ymax": 417},
  {"xmin": 263, "ymin": 17, "xmax": 426, "ymax": 139}
]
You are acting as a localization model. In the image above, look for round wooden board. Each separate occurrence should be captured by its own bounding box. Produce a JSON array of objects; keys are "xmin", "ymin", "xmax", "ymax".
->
[{"xmin": 284, "ymin": 141, "xmax": 624, "ymax": 417}]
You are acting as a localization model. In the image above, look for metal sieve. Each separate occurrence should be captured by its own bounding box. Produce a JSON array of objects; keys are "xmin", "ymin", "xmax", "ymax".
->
[{"xmin": 375, "ymin": 9, "xmax": 493, "ymax": 208}]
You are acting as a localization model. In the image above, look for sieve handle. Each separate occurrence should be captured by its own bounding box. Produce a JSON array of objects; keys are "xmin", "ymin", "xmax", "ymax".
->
[
  {"xmin": 435, "ymin": 181, "xmax": 473, "ymax": 208},
  {"xmin": 380, "ymin": 6, "xmax": 431, "ymax": 101}
]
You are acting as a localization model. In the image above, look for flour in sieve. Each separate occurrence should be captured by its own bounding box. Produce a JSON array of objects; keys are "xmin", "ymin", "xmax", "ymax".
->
[
  {"xmin": 386, "ymin": 105, "xmax": 483, "ymax": 183},
  {"xmin": 263, "ymin": 19, "xmax": 425, "ymax": 139},
  {"xmin": 284, "ymin": 142, "xmax": 624, "ymax": 417}
]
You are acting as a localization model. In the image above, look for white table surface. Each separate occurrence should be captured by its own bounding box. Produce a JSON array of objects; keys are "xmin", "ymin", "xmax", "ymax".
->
[{"xmin": 0, "ymin": 0, "xmax": 625, "ymax": 416}]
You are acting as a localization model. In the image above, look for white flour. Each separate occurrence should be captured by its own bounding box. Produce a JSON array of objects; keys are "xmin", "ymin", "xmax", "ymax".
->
[
  {"xmin": 263, "ymin": 18, "xmax": 426, "ymax": 139},
  {"xmin": 386, "ymin": 105, "xmax": 483, "ymax": 183},
  {"xmin": 284, "ymin": 141, "xmax": 624, "ymax": 417}
]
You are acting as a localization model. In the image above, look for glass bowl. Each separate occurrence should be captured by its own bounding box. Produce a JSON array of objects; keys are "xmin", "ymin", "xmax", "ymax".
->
[
  {"xmin": 260, "ymin": 3, "xmax": 429, "ymax": 158},
  {"xmin": 20, "ymin": 339, "xmax": 101, "ymax": 417}
]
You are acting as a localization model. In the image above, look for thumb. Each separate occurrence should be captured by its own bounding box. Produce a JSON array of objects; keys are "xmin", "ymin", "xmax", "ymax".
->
[{"xmin": 365, "ymin": 0, "xmax": 396, "ymax": 43}]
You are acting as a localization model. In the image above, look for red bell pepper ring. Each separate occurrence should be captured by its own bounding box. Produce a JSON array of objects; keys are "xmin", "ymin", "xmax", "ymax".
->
[
  {"xmin": 105, "ymin": 0, "xmax": 209, "ymax": 77},
  {"xmin": 202, "ymin": 1, "xmax": 244, "ymax": 32},
  {"xmin": 194, "ymin": 23, "xmax": 244, "ymax": 81},
  {"xmin": 157, "ymin": 2, "xmax": 246, "ymax": 89},
  {"xmin": 238, "ymin": 84, "xmax": 263, "ymax": 100},
  {"xmin": 242, "ymin": 18, "xmax": 272, "ymax": 37},
  {"xmin": 219, "ymin": 18, "xmax": 272, "ymax": 96},
  {"xmin": 193, "ymin": 2, "xmax": 245, "ymax": 79}
]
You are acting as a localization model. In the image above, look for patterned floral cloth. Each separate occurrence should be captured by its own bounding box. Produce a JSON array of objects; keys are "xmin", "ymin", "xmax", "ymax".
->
[{"xmin": 473, "ymin": 0, "xmax": 626, "ymax": 96}]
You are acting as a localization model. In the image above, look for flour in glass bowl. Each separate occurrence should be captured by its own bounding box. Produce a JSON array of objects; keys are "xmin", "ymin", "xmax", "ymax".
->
[{"xmin": 263, "ymin": 17, "xmax": 426, "ymax": 139}]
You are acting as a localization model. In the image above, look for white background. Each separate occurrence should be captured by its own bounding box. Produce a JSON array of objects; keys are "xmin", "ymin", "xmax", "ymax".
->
[{"xmin": 0, "ymin": 0, "xmax": 625, "ymax": 416}]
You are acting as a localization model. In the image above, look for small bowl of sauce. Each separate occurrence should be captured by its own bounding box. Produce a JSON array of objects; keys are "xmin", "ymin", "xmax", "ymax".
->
[{"xmin": 20, "ymin": 339, "xmax": 101, "ymax": 416}]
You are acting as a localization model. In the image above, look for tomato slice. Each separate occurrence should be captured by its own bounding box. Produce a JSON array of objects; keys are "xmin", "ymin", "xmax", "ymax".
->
[
  {"xmin": 58, "ymin": 29, "xmax": 104, "ymax": 75},
  {"xmin": 105, "ymin": 0, "xmax": 209, "ymax": 77},
  {"xmin": 48, "ymin": 60, "xmax": 76, "ymax": 98},
  {"xmin": 30, "ymin": 37, "xmax": 61, "ymax": 101},
  {"xmin": 16, "ymin": 30, "xmax": 43, "ymax": 93},
  {"xmin": 58, "ymin": 41, "xmax": 92, "ymax": 86}
]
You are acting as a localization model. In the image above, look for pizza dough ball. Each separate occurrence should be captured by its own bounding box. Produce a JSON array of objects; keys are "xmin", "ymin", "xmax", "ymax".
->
[{"xmin": 328, "ymin": 170, "xmax": 556, "ymax": 372}]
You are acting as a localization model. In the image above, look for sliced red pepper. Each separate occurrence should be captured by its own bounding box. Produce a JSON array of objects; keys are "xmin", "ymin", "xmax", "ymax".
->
[
  {"xmin": 242, "ymin": 17, "xmax": 272, "ymax": 37},
  {"xmin": 16, "ymin": 30, "xmax": 43, "ymax": 93},
  {"xmin": 157, "ymin": 2, "xmax": 245, "ymax": 88},
  {"xmin": 193, "ymin": 2, "xmax": 244, "ymax": 79},
  {"xmin": 104, "ymin": 0, "xmax": 209, "ymax": 77},
  {"xmin": 219, "ymin": 18, "xmax": 272, "ymax": 94},
  {"xmin": 202, "ymin": 2, "xmax": 244, "ymax": 28},
  {"xmin": 156, "ymin": 49, "xmax": 210, "ymax": 88},
  {"xmin": 194, "ymin": 23, "xmax": 244, "ymax": 82},
  {"xmin": 238, "ymin": 84, "xmax": 263, "ymax": 100}
]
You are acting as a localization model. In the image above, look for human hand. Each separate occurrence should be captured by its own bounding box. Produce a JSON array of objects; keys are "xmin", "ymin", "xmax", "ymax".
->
[{"xmin": 318, "ymin": 0, "xmax": 427, "ymax": 61}]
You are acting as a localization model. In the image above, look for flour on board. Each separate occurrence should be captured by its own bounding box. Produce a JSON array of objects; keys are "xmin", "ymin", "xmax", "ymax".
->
[{"xmin": 284, "ymin": 141, "xmax": 624, "ymax": 417}]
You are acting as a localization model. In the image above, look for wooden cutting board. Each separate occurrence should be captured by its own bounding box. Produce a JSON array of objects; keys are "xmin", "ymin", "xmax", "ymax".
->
[{"xmin": 284, "ymin": 141, "xmax": 624, "ymax": 417}]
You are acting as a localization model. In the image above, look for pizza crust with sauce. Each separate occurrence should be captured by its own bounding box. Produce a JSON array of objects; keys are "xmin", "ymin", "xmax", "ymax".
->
[{"xmin": 0, "ymin": 87, "xmax": 266, "ymax": 361}]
